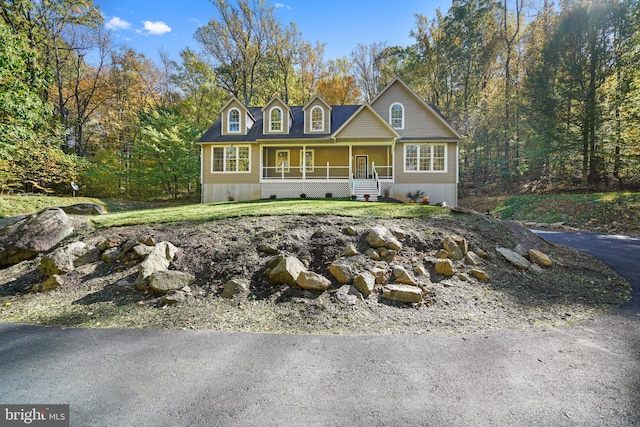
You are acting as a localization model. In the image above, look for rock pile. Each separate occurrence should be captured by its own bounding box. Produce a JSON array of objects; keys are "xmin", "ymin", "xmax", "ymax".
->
[
  {"xmin": 254, "ymin": 225, "xmax": 500, "ymax": 306},
  {"xmin": 34, "ymin": 230, "xmax": 192, "ymax": 305}
]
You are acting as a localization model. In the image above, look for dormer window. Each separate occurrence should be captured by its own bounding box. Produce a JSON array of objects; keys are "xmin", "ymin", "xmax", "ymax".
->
[
  {"xmin": 270, "ymin": 107, "xmax": 282, "ymax": 132},
  {"xmin": 311, "ymin": 106, "xmax": 324, "ymax": 131},
  {"xmin": 228, "ymin": 108, "xmax": 240, "ymax": 133},
  {"xmin": 390, "ymin": 103, "xmax": 404, "ymax": 129}
]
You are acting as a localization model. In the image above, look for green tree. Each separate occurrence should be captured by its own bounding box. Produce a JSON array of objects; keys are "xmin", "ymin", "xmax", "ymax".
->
[{"xmin": 133, "ymin": 108, "xmax": 201, "ymax": 199}]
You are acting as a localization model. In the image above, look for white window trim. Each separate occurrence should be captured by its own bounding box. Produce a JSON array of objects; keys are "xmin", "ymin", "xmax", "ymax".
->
[
  {"xmin": 403, "ymin": 143, "xmax": 447, "ymax": 173},
  {"xmin": 270, "ymin": 107, "xmax": 283, "ymax": 133},
  {"xmin": 275, "ymin": 149, "xmax": 290, "ymax": 173},
  {"xmin": 300, "ymin": 149, "xmax": 315, "ymax": 172},
  {"xmin": 211, "ymin": 145, "xmax": 251, "ymax": 173},
  {"xmin": 227, "ymin": 108, "xmax": 241, "ymax": 133},
  {"xmin": 310, "ymin": 106, "xmax": 324, "ymax": 132},
  {"xmin": 390, "ymin": 102, "xmax": 404, "ymax": 130}
]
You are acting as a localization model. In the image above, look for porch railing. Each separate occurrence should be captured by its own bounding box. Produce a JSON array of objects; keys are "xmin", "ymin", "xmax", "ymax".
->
[
  {"xmin": 262, "ymin": 163, "xmax": 350, "ymax": 180},
  {"xmin": 372, "ymin": 162, "xmax": 380, "ymax": 196}
]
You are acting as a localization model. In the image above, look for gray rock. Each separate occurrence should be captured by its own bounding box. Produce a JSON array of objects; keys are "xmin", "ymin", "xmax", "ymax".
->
[
  {"xmin": 352, "ymin": 271, "xmax": 376, "ymax": 296},
  {"xmin": 328, "ymin": 262, "xmax": 354, "ymax": 284},
  {"xmin": 149, "ymin": 270, "xmax": 196, "ymax": 294},
  {"xmin": 381, "ymin": 284, "xmax": 423, "ymax": 303},
  {"xmin": 334, "ymin": 285, "xmax": 360, "ymax": 305},
  {"xmin": 392, "ymin": 265, "xmax": 418, "ymax": 286},
  {"xmin": 496, "ymin": 247, "xmax": 530, "ymax": 270},
  {"xmin": 389, "ymin": 227, "xmax": 408, "ymax": 240},
  {"xmin": 101, "ymin": 247, "xmax": 123, "ymax": 263},
  {"xmin": 379, "ymin": 248, "xmax": 398, "ymax": 262},
  {"xmin": 40, "ymin": 242, "xmax": 99, "ymax": 277},
  {"xmin": 366, "ymin": 226, "xmax": 403, "ymax": 251},
  {"xmin": 60, "ymin": 203, "xmax": 103, "ymax": 216},
  {"xmin": 221, "ymin": 278, "xmax": 250, "ymax": 298},
  {"xmin": 0, "ymin": 215, "xmax": 26, "ymax": 230},
  {"xmin": 268, "ymin": 255, "xmax": 306, "ymax": 286},
  {"xmin": 97, "ymin": 237, "xmax": 122, "ymax": 251},
  {"xmin": 296, "ymin": 270, "xmax": 331, "ymax": 291},
  {"xmin": 138, "ymin": 234, "xmax": 156, "ymax": 247},
  {"xmin": 0, "ymin": 208, "xmax": 73, "ymax": 266},
  {"xmin": 136, "ymin": 241, "xmax": 178, "ymax": 287},
  {"xmin": 161, "ymin": 290, "xmax": 185, "ymax": 305},
  {"xmin": 131, "ymin": 244, "xmax": 154, "ymax": 259},
  {"xmin": 436, "ymin": 249, "xmax": 450, "ymax": 259},
  {"xmin": 465, "ymin": 251, "xmax": 483, "ymax": 266}
]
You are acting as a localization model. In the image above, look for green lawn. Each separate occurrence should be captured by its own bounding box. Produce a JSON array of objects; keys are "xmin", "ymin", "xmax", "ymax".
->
[
  {"xmin": 90, "ymin": 199, "xmax": 446, "ymax": 228},
  {"xmin": 0, "ymin": 195, "xmax": 108, "ymax": 218}
]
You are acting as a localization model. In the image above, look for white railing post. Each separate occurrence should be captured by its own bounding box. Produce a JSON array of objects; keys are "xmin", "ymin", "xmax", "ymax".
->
[{"xmin": 326, "ymin": 161, "xmax": 330, "ymax": 179}]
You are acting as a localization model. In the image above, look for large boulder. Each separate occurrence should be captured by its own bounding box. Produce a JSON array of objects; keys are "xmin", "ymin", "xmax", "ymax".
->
[
  {"xmin": 296, "ymin": 270, "xmax": 331, "ymax": 291},
  {"xmin": 329, "ymin": 262, "xmax": 355, "ymax": 284},
  {"xmin": 268, "ymin": 255, "xmax": 306, "ymax": 286},
  {"xmin": 434, "ymin": 259, "xmax": 455, "ymax": 276},
  {"xmin": 497, "ymin": 247, "xmax": 530, "ymax": 270},
  {"xmin": 148, "ymin": 270, "xmax": 195, "ymax": 294},
  {"xmin": 60, "ymin": 203, "xmax": 103, "ymax": 216},
  {"xmin": 392, "ymin": 265, "xmax": 418, "ymax": 286},
  {"xmin": 0, "ymin": 208, "xmax": 73, "ymax": 266},
  {"xmin": 352, "ymin": 271, "xmax": 376, "ymax": 296},
  {"xmin": 528, "ymin": 249, "xmax": 552, "ymax": 268},
  {"xmin": 221, "ymin": 278, "xmax": 250, "ymax": 299},
  {"xmin": 136, "ymin": 241, "xmax": 178, "ymax": 287},
  {"xmin": 40, "ymin": 241, "xmax": 100, "ymax": 277},
  {"xmin": 381, "ymin": 284, "xmax": 423, "ymax": 303},
  {"xmin": 443, "ymin": 236, "xmax": 465, "ymax": 261},
  {"xmin": 366, "ymin": 226, "xmax": 403, "ymax": 251}
]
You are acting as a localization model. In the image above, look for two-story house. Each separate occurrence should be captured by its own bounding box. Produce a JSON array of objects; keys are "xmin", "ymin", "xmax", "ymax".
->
[{"xmin": 197, "ymin": 77, "xmax": 462, "ymax": 205}]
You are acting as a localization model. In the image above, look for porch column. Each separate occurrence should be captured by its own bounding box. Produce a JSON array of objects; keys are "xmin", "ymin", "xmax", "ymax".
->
[{"xmin": 302, "ymin": 145, "xmax": 306, "ymax": 180}]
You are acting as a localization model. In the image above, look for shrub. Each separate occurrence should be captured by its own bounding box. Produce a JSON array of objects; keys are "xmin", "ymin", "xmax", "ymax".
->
[
  {"xmin": 300, "ymin": 193, "xmax": 307, "ymax": 198},
  {"xmin": 325, "ymin": 192, "xmax": 333, "ymax": 198},
  {"xmin": 406, "ymin": 190, "xmax": 425, "ymax": 202},
  {"xmin": 269, "ymin": 194, "xmax": 277, "ymax": 199}
]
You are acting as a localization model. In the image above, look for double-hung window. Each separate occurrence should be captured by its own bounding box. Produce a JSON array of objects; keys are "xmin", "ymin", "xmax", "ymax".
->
[
  {"xmin": 390, "ymin": 103, "xmax": 404, "ymax": 129},
  {"xmin": 311, "ymin": 107, "xmax": 324, "ymax": 131},
  {"xmin": 212, "ymin": 145, "xmax": 250, "ymax": 172},
  {"xmin": 404, "ymin": 144, "xmax": 446, "ymax": 172},
  {"xmin": 270, "ymin": 107, "xmax": 282, "ymax": 132},
  {"xmin": 228, "ymin": 108, "xmax": 240, "ymax": 133}
]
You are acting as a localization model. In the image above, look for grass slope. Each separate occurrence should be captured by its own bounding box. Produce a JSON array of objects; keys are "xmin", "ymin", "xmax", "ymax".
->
[{"xmin": 0, "ymin": 195, "xmax": 108, "ymax": 218}]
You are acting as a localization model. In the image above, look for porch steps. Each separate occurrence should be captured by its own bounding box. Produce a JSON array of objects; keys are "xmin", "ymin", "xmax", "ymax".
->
[{"xmin": 352, "ymin": 179, "xmax": 379, "ymax": 201}]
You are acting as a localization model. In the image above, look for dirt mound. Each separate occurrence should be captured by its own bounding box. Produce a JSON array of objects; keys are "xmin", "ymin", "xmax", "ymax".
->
[{"xmin": 0, "ymin": 213, "xmax": 631, "ymax": 334}]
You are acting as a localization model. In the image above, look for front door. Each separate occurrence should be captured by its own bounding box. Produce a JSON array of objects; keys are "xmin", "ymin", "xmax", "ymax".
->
[{"xmin": 355, "ymin": 155, "xmax": 368, "ymax": 179}]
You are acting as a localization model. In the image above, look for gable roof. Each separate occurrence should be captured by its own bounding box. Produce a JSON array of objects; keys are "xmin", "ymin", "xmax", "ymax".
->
[
  {"xmin": 371, "ymin": 77, "xmax": 462, "ymax": 139},
  {"xmin": 331, "ymin": 103, "xmax": 400, "ymax": 139},
  {"xmin": 220, "ymin": 95, "xmax": 255, "ymax": 122},
  {"xmin": 302, "ymin": 94, "xmax": 332, "ymax": 112}
]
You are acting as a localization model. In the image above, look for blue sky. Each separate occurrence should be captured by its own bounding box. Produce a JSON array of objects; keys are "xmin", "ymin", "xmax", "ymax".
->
[{"xmin": 95, "ymin": 0, "xmax": 453, "ymax": 65}]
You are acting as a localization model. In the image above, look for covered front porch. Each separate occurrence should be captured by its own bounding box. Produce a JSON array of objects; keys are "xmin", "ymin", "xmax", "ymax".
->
[{"xmin": 260, "ymin": 144, "xmax": 394, "ymax": 199}]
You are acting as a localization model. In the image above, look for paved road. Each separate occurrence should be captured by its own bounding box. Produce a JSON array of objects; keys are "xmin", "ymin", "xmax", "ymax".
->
[{"xmin": 1, "ymin": 232, "xmax": 639, "ymax": 426}]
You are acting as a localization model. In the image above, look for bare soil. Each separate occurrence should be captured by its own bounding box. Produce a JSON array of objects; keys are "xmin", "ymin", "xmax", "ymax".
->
[{"xmin": 0, "ymin": 212, "xmax": 631, "ymax": 334}]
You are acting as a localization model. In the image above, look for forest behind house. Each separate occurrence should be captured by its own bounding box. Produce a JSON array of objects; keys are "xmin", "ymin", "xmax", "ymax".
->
[{"xmin": 1, "ymin": 0, "xmax": 639, "ymax": 201}]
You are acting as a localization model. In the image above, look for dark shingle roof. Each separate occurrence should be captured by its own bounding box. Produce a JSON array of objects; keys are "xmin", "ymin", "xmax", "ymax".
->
[{"xmin": 198, "ymin": 105, "xmax": 360, "ymax": 143}]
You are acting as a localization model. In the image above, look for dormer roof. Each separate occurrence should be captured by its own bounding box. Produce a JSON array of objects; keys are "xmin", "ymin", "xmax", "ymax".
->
[{"xmin": 302, "ymin": 94, "xmax": 332, "ymax": 112}]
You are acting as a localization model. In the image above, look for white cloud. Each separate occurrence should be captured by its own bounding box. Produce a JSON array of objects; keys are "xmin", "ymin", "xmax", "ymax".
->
[
  {"xmin": 275, "ymin": 3, "xmax": 291, "ymax": 10},
  {"xmin": 137, "ymin": 20, "xmax": 172, "ymax": 36},
  {"xmin": 105, "ymin": 17, "xmax": 132, "ymax": 31}
]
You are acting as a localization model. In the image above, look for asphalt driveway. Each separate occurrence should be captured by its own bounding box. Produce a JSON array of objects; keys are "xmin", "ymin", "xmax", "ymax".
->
[{"xmin": 1, "ymin": 231, "xmax": 639, "ymax": 426}]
